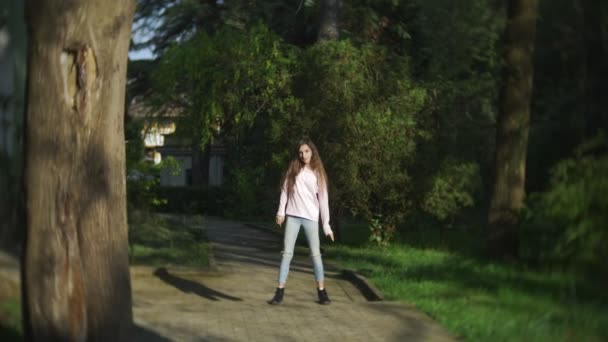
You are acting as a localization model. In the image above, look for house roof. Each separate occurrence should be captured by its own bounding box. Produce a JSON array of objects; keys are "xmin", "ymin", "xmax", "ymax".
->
[{"xmin": 128, "ymin": 95, "xmax": 183, "ymax": 119}]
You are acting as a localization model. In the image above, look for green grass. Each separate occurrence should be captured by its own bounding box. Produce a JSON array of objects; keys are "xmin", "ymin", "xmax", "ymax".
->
[
  {"xmin": 129, "ymin": 212, "xmax": 209, "ymax": 267},
  {"xmin": 325, "ymin": 223, "xmax": 608, "ymax": 341},
  {"xmin": 0, "ymin": 298, "xmax": 22, "ymax": 341}
]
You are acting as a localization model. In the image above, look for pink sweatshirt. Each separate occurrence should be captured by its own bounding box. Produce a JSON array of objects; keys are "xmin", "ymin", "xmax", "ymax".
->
[{"xmin": 277, "ymin": 167, "xmax": 332, "ymax": 235}]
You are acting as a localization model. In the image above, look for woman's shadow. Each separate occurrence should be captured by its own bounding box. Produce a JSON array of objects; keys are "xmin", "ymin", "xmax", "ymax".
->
[{"xmin": 153, "ymin": 267, "xmax": 242, "ymax": 302}]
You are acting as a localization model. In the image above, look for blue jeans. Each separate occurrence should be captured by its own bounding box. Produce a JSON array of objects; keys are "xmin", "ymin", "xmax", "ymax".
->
[{"xmin": 278, "ymin": 216, "xmax": 325, "ymax": 284}]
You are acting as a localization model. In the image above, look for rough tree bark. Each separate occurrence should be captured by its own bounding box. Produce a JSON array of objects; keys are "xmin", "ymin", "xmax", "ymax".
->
[
  {"xmin": 22, "ymin": 0, "xmax": 136, "ymax": 340},
  {"xmin": 487, "ymin": 0, "xmax": 539, "ymax": 259}
]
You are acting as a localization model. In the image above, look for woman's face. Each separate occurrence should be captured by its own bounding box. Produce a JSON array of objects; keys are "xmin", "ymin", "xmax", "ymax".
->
[{"xmin": 299, "ymin": 144, "xmax": 312, "ymax": 165}]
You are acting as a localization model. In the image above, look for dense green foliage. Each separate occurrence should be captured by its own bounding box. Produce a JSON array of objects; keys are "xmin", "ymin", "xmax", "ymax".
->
[
  {"xmin": 129, "ymin": 0, "xmax": 607, "ymax": 268},
  {"xmin": 126, "ymin": 156, "xmax": 182, "ymax": 213},
  {"xmin": 280, "ymin": 40, "xmax": 429, "ymax": 243},
  {"xmin": 523, "ymin": 134, "xmax": 608, "ymax": 271},
  {"xmin": 151, "ymin": 23, "xmax": 295, "ymax": 148},
  {"xmin": 422, "ymin": 161, "xmax": 481, "ymax": 224},
  {"xmin": 122, "ymin": 1, "xmax": 608, "ymax": 339},
  {"xmin": 153, "ymin": 185, "xmax": 224, "ymax": 215}
]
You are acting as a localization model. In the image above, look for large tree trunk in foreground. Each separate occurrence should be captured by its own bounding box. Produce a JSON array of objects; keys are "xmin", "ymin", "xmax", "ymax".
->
[
  {"xmin": 22, "ymin": 0, "xmax": 136, "ymax": 340},
  {"xmin": 487, "ymin": 0, "xmax": 539, "ymax": 259}
]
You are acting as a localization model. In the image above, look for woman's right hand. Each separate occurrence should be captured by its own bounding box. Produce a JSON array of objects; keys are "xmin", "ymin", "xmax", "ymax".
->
[{"xmin": 275, "ymin": 215, "xmax": 285, "ymax": 226}]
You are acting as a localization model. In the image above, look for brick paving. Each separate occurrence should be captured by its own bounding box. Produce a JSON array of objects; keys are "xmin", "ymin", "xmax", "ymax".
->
[{"xmin": 131, "ymin": 217, "xmax": 455, "ymax": 342}]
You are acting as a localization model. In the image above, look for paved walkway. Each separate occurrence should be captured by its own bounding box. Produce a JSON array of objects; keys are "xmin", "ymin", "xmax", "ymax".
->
[{"xmin": 131, "ymin": 217, "xmax": 455, "ymax": 342}]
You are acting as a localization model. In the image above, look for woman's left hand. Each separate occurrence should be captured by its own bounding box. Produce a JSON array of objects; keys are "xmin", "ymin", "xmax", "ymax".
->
[{"xmin": 326, "ymin": 232, "xmax": 334, "ymax": 242}]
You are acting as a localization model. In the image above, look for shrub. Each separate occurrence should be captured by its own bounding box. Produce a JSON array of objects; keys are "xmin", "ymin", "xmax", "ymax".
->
[
  {"xmin": 286, "ymin": 40, "xmax": 429, "ymax": 245},
  {"xmin": 154, "ymin": 185, "xmax": 225, "ymax": 215},
  {"xmin": 222, "ymin": 166, "xmax": 274, "ymax": 220},
  {"xmin": 422, "ymin": 160, "xmax": 481, "ymax": 225},
  {"xmin": 523, "ymin": 133, "xmax": 608, "ymax": 273}
]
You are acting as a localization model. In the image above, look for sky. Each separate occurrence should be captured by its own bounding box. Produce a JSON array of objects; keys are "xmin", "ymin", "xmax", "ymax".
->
[
  {"xmin": 129, "ymin": 48, "xmax": 155, "ymax": 61},
  {"xmin": 128, "ymin": 19, "xmax": 157, "ymax": 61},
  {"xmin": 127, "ymin": 0, "xmax": 226, "ymax": 60}
]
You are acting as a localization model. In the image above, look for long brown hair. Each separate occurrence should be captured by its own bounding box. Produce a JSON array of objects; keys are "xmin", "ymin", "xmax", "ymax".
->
[{"xmin": 281, "ymin": 139, "xmax": 328, "ymax": 199}]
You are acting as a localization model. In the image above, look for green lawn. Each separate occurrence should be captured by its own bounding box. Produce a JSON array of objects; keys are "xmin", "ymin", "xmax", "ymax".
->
[
  {"xmin": 0, "ymin": 298, "xmax": 22, "ymax": 342},
  {"xmin": 325, "ymin": 222, "xmax": 608, "ymax": 341}
]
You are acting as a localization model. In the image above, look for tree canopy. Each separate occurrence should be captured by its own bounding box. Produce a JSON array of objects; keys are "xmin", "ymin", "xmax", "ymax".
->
[{"xmin": 128, "ymin": 0, "xmax": 607, "ymax": 259}]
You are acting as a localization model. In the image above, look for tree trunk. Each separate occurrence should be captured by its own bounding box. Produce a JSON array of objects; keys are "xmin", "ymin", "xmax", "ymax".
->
[
  {"xmin": 487, "ymin": 0, "xmax": 539, "ymax": 259},
  {"xmin": 318, "ymin": 0, "xmax": 340, "ymax": 41},
  {"xmin": 22, "ymin": 0, "xmax": 136, "ymax": 340}
]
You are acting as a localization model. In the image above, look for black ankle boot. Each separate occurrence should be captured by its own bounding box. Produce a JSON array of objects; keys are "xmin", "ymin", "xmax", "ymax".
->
[
  {"xmin": 317, "ymin": 288, "xmax": 331, "ymax": 305},
  {"xmin": 268, "ymin": 288, "xmax": 284, "ymax": 305}
]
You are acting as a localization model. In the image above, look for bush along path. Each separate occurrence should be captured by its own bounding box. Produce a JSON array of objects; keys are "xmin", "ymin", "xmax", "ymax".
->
[{"xmin": 130, "ymin": 216, "xmax": 455, "ymax": 341}]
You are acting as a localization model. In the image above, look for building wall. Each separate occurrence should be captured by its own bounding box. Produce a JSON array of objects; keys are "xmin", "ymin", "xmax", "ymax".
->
[
  {"xmin": 208, "ymin": 154, "xmax": 224, "ymax": 187},
  {"xmin": 160, "ymin": 156, "xmax": 192, "ymax": 186}
]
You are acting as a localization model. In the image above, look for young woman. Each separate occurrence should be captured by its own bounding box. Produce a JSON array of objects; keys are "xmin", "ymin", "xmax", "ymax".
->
[{"xmin": 268, "ymin": 139, "xmax": 334, "ymax": 305}]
